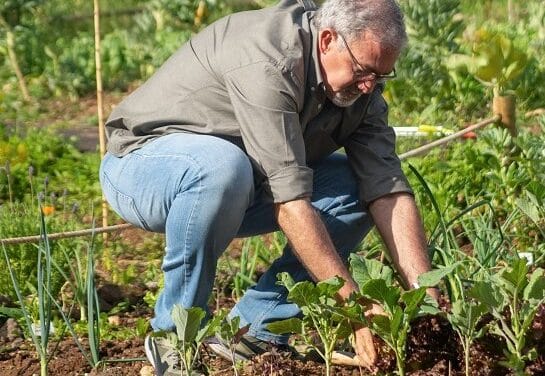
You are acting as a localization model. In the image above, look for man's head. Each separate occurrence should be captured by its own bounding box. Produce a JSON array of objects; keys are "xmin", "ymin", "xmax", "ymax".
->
[{"xmin": 315, "ymin": 0, "xmax": 407, "ymax": 107}]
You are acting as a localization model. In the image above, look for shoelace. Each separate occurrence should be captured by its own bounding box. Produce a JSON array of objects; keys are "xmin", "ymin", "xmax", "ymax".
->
[{"xmin": 165, "ymin": 350, "xmax": 181, "ymax": 370}]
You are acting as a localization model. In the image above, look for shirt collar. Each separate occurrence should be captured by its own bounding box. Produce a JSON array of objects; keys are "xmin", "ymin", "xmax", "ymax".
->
[{"xmin": 308, "ymin": 16, "xmax": 326, "ymax": 102}]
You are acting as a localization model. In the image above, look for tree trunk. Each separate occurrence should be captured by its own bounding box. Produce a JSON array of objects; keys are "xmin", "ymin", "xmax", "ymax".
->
[{"xmin": 0, "ymin": 16, "xmax": 32, "ymax": 102}]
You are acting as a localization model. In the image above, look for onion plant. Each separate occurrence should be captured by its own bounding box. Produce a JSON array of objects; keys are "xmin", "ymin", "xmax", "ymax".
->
[{"xmin": 1, "ymin": 207, "xmax": 55, "ymax": 376}]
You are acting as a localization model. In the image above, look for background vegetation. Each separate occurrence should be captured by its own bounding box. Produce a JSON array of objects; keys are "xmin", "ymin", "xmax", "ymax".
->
[{"xmin": 0, "ymin": 0, "xmax": 544, "ymax": 374}]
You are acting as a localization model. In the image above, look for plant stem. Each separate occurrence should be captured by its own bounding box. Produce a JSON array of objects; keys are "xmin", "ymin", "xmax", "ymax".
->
[
  {"xmin": 41, "ymin": 354, "xmax": 48, "ymax": 376},
  {"xmin": 395, "ymin": 346, "xmax": 405, "ymax": 376},
  {"xmin": 464, "ymin": 338, "xmax": 470, "ymax": 376}
]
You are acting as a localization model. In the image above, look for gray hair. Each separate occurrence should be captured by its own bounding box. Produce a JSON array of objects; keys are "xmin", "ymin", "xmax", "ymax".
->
[{"xmin": 315, "ymin": 0, "xmax": 407, "ymax": 51}]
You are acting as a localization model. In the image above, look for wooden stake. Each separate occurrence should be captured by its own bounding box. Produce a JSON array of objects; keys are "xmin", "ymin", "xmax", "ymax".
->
[
  {"xmin": 493, "ymin": 95, "xmax": 517, "ymax": 137},
  {"xmin": 0, "ymin": 16, "xmax": 31, "ymax": 102},
  {"xmin": 331, "ymin": 350, "xmax": 364, "ymax": 367},
  {"xmin": 93, "ymin": 0, "xmax": 109, "ymax": 240}
]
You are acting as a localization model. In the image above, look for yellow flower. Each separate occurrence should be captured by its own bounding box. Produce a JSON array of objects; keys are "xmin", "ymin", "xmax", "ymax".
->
[{"xmin": 42, "ymin": 206, "xmax": 55, "ymax": 216}]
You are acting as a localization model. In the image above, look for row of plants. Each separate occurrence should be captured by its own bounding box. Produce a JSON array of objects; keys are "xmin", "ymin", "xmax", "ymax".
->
[{"xmin": 1, "ymin": 112, "xmax": 543, "ymax": 375}]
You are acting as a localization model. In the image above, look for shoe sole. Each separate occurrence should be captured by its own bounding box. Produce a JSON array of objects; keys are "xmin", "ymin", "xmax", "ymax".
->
[
  {"xmin": 144, "ymin": 336, "xmax": 159, "ymax": 371},
  {"xmin": 145, "ymin": 336, "xmax": 204, "ymax": 376},
  {"xmin": 205, "ymin": 337, "xmax": 249, "ymax": 363}
]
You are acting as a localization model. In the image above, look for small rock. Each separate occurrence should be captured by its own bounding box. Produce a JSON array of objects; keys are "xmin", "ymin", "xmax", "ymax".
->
[
  {"xmin": 145, "ymin": 281, "xmax": 159, "ymax": 291},
  {"xmin": 108, "ymin": 315, "xmax": 121, "ymax": 326},
  {"xmin": 6, "ymin": 318, "xmax": 22, "ymax": 340},
  {"xmin": 140, "ymin": 365, "xmax": 154, "ymax": 376}
]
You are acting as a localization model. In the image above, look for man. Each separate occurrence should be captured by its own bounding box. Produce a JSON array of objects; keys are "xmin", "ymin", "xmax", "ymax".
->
[{"xmin": 99, "ymin": 0, "xmax": 437, "ymax": 374}]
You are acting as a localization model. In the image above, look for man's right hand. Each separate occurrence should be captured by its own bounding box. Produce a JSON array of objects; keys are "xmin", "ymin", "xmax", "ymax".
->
[
  {"xmin": 351, "ymin": 301, "xmax": 384, "ymax": 369},
  {"xmin": 352, "ymin": 324, "xmax": 377, "ymax": 370}
]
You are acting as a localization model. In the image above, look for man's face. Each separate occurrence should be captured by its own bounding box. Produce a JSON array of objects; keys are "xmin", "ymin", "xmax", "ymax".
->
[{"xmin": 318, "ymin": 29, "xmax": 399, "ymax": 107}]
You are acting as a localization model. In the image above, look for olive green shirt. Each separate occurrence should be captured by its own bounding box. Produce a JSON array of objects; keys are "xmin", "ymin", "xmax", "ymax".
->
[{"xmin": 105, "ymin": 0, "xmax": 412, "ymax": 205}]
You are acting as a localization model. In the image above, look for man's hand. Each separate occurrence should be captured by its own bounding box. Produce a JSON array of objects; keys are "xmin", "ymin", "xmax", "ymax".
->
[
  {"xmin": 353, "ymin": 324, "xmax": 377, "ymax": 369},
  {"xmin": 351, "ymin": 302, "xmax": 383, "ymax": 370}
]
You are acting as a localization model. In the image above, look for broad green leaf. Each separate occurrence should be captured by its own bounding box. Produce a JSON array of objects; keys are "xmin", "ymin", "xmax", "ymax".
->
[
  {"xmin": 515, "ymin": 195, "xmax": 540, "ymax": 223},
  {"xmin": 196, "ymin": 310, "xmax": 225, "ymax": 343},
  {"xmin": 219, "ymin": 316, "xmax": 242, "ymax": 343},
  {"xmin": 401, "ymin": 288, "xmax": 427, "ymax": 318},
  {"xmin": 417, "ymin": 262, "xmax": 461, "ymax": 287},
  {"xmin": 371, "ymin": 314, "xmax": 391, "ymax": 339},
  {"xmin": 267, "ymin": 318, "xmax": 303, "ymax": 335},
  {"xmin": 286, "ymin": 281, "xmax": 319, "ymax": 308},
  {"xmin": 390, "ymin": 306, "xmax": 404, "ymax": 335},
  {"xmin": 501, "ymin": 259, "xmax": 528, "ymax": 291},
  {"xmin": 360, "ymin": 279, "xmax": 400, "ymax": 313},
  {"xmin": 350, "ymin": 255, "xmax": 393, "ymax": 288},
  {"xmin": 316, "ymin": 276, "xmax": 344, "ymax": 298},
  {"xmin": 523, "ymin": 268, "xmax": 545, "ymax": 301},
  {"xmin": 171, "ymin": 305, "xmax": 205, "ymax": 343},
  {"xmin": 449, "ymin": 300, "xmax": 488, "ymax": 336},
  {"xmin": 0, "ymin": 306, "xmax": 23, "ymax": 318},
  {"xmin": 468, "ymin": 281, "xmax": 503, "ymax": 310}
]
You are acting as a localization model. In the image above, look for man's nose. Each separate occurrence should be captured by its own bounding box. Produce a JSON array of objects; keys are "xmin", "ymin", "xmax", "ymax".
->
[{"xmin": 357, "ymin": 79, "xmax": 376, "ymax": 94}]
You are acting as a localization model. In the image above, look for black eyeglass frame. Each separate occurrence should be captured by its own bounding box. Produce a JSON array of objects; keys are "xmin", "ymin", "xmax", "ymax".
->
[{"xmin": 338, "ymin": 33, "xmax": 397, "ymax": 84}]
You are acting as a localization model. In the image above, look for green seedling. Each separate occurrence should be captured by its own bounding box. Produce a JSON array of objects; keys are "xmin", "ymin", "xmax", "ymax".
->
[
  {"xmin": 167, "ymin": 304, "xmax": 223, "ymax": 375},
  {"xmin": 447, "ymin": 299, "xmax": 488, "ymax": 376},
  {"xmin": 218, "ymin": 315, "xmax": 249, "ymax": 376},
  {"xmin": 351, "ymin": 255, "xmax": 445, "ymax": 376},
  {"xmin": 469, "ymin": 259, "xmax": 545, "ymax": 374},
  {"xmin": 268, "ymin": 273, "xmax": 357, "ymax": 376}
]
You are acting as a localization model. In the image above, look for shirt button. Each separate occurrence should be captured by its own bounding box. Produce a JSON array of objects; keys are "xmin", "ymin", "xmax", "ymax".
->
[
  {"xmin": 311, "ymin": 87, "xmax": 315, "ymax": 92},
  {"xmin": 317, "ymin": 104, "xmax": 322, "ymax": 109}
]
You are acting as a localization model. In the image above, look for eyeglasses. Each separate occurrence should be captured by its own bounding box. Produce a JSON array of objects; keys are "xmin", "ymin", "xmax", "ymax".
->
[{"xmin": 338, "ymin": 33, "xmax": 397, "ymax": 84}]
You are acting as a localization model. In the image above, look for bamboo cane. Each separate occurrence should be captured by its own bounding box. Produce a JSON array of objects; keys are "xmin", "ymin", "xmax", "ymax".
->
[
  {"xmin": 0, "ymin": 16, "xmax": 31, "ymax": 102},
  {"xmin": 93, "ymin": 0, "xmax": 109, "ymax": 240}
]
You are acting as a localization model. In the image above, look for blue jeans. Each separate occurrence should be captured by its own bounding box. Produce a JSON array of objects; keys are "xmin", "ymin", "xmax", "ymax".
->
[{"xmin": 99, "ymin": 133, "xmax": 373, "ymax": 344}]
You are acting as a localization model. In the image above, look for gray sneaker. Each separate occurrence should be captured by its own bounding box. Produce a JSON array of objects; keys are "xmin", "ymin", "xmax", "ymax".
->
[
  {"xmin": 145, "ymin": 335, "xmax": 203, "ymax": 376},
  {"xmin": 206, "ymin": 334, "xmax": 299, "ymax": 363}
]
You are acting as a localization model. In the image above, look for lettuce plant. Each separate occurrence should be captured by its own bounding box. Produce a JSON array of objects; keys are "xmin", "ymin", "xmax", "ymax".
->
[{"xmin": 469, "ymin": 259, "xmax": 545, "ymax": 374}]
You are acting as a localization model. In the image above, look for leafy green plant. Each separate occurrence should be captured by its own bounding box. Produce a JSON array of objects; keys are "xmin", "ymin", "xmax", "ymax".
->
[
  {"xmin": 469, "ymin": 259, "xmax": 545, "ymax": 374},
  {"xmin": 268, "ymin": 273, "xmax": 357, "ymax": 376},
  {"xmin": 218, "ymin": 315, "xmax": 250, "ymax": 376},
  {"xmin": 447, "ymin": 299, "xmax": 488, "ymax": 376},
  {"xmin": 446, "ymin": 26, "xmax": 528, "ymax": 96},
  {"xmin": 350, "ymin": 255, "xmax": 442, "ymax": 376},
  {"xmin": 165, "ymin": 304, "xmax": 223, "ymax": 375}
]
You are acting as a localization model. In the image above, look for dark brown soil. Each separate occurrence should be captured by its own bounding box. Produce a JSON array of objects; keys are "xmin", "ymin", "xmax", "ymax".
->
[{"xmin": 2, "ymin": 306, "xmax": 545, "ymax": 375}]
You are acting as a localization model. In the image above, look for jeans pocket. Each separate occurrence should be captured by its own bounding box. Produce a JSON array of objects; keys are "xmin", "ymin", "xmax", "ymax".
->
[{"xmin": 100, "ymin": 172, "xmax": 150, "ymax": 231}]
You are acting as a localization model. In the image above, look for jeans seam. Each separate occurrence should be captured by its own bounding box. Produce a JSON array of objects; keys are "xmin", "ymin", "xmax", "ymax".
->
[
  {"xmin": 182, "ymin": 172, "xmax": 202, "ymax": 305},
  {"xmin": 100, "ymin": 170, "xmax": 152, "ymax": 231}
]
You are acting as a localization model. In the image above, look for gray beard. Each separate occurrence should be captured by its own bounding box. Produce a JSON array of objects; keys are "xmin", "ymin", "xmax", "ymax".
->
[{"xmin": 328, "ymin": 89, "xmax": 361, "ymax": 107}]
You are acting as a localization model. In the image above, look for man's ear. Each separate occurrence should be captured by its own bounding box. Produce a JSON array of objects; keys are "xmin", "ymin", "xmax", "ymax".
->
[{"xmin": 319, "ymin": 29, "xmax": 336, "ymax": 55}]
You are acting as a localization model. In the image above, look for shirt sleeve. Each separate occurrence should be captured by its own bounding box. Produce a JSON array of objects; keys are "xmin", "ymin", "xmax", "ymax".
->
[
  {"xmin": 344, "ymin": 90, "xmax": 413, "ymax": 207},
  {"xmin": 224, "ymin": 61, "xmax": 313, "ymax": 203}
]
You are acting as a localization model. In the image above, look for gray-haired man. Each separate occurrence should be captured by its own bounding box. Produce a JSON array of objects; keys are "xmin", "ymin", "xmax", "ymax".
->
[{"xmin": 99, "ymin": 0, "xmax": 438, "ymax": 374}]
